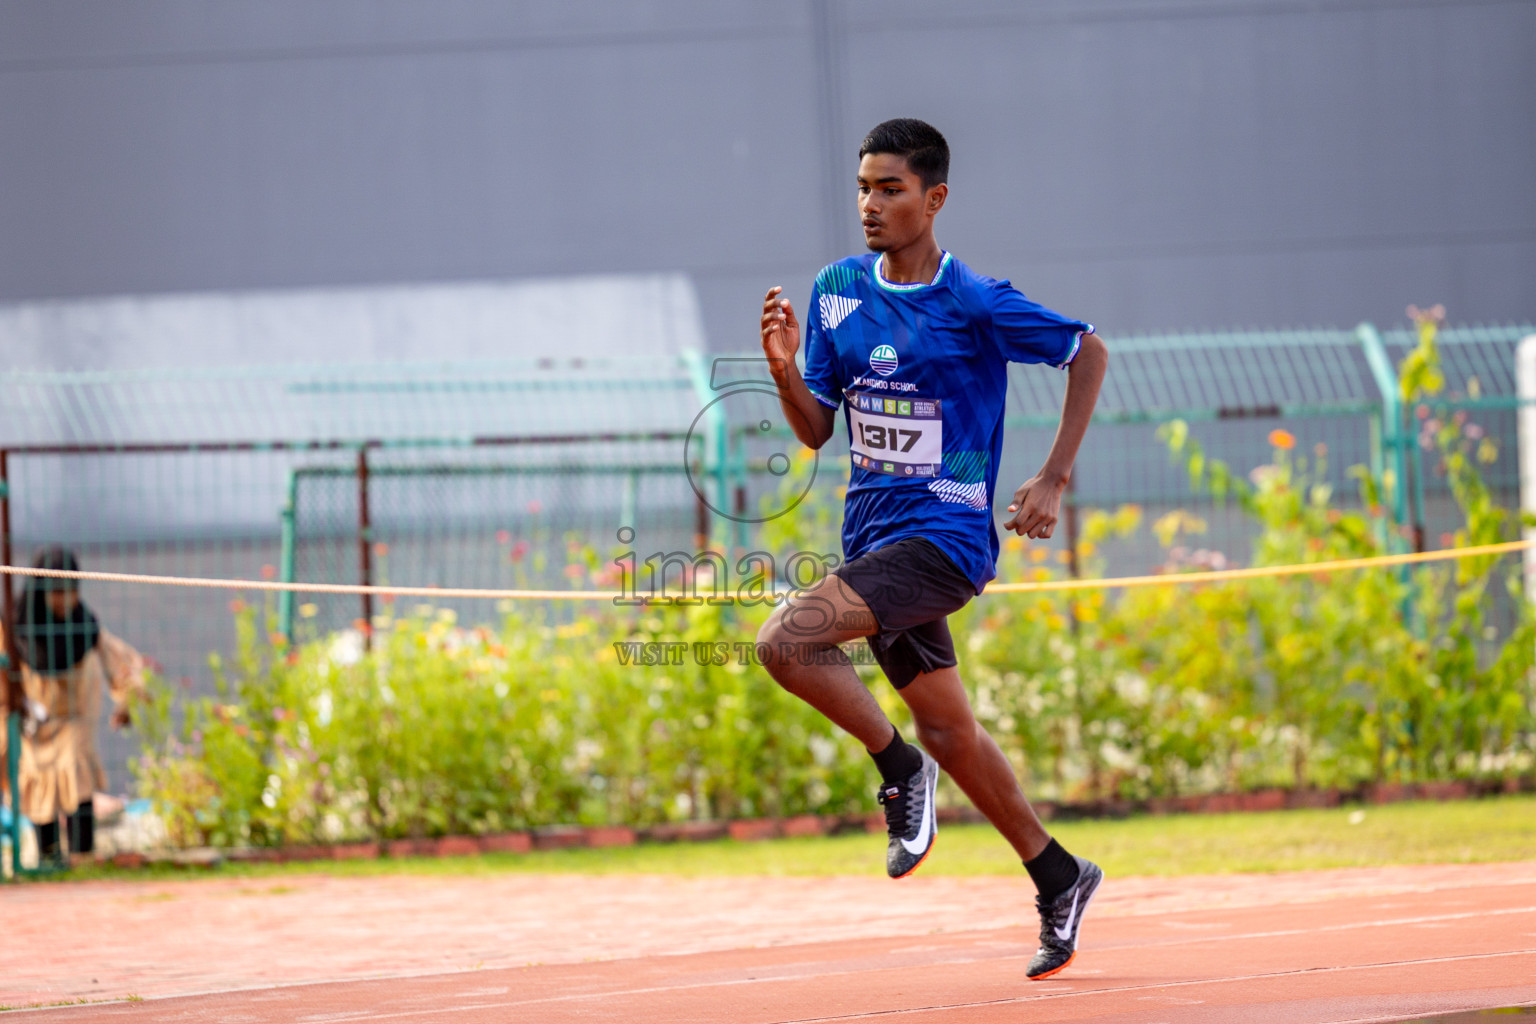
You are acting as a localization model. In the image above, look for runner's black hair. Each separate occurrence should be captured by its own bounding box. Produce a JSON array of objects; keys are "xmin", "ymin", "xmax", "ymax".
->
[{"xmin": 858, "ymin": 119, "xmax": 949, "ymax": 190}]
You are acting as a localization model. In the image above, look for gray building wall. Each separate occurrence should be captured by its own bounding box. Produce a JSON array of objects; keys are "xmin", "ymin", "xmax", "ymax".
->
[{"xmin": 2, "ymin": 0, "xmax": 1532, "ymax": 367}]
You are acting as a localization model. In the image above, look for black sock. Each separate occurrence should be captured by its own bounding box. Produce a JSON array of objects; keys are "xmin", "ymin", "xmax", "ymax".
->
[
  {"xmin": 1024, "ymin": 838, "xmax": 1080, "ymax": 901},
  {"xmin": 36, "ymin": 820, "xmax": 61, "ymax": 859},
  {"xmin": 68, "ymin": 799, "xmax": 95, "ymax": 855},
  {"xmin": 869, "ymin": 725, "xmax": 924, "ymax": 785}
]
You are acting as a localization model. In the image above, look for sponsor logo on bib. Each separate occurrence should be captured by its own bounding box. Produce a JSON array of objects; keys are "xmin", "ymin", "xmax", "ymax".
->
[
  {"xmin": 869, "ymin": 345, "xmax": 899, "ymax": 376},
  {"xmin": 845, "ymin": 389, "xmax": 942, "ymax": 478}
]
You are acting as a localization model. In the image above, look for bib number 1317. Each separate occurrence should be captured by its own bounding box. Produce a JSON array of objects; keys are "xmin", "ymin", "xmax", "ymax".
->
[
  {"xmin": 857, "ymin": 422, "xmax": 922, "ymax": 453},
  {"xmin": 845, "ymin": 392, "xmax": 943, "ymax": 476}
]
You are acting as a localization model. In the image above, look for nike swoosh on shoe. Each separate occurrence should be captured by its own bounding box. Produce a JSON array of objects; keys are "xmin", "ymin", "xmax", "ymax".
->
[
  {"xmin": 899, "ymin": 793, "xmax": 934, "ymax": 856},
  {"xmin": 1053, "ymin": 888, "xmax": 1082, "ymax": 941}
]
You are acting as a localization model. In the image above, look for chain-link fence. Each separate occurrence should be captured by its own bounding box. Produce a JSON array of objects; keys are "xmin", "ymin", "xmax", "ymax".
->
[
  {"xmin": 4, "ymin": 324, "xmax": 1535, "ymax": 792},
  {"xmin": 0, "ymin": 358, "xmax": 710, "ymax": 785}
]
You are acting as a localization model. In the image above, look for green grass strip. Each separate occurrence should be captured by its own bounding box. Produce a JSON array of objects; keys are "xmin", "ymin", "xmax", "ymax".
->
[{"xmin": 50, "ymin": 796, "xmax": 1536, "ymax": 885}]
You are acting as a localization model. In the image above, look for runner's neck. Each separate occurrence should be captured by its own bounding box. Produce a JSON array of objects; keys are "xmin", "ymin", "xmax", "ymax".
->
[{"xmin": 876, "ymin": 243, "xmax": 946, "ymax": 286}]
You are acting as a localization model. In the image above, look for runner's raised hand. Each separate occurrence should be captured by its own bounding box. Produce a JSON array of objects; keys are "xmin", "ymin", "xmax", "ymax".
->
[{"xmin": 762, "ymin": 286, "xmax": 801, "ymax": 365}]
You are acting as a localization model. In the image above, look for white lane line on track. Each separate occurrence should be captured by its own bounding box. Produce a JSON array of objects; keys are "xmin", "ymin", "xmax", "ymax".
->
[
  {"xmin": 1317, "ymin": 1000, "xmax": 1536, "ymax": 1024},
  {"xmin": 27, "ymin": 904, "xmax": 1536, "ymax": 1020},
  {"xmin": 773, "ymin": 948, "xmax": 1536, "ymax": 1023},
  {"xmin": 223, "ymin": 940, "xmax": 1536, "ymax": 1024},
  {"xmin": 1092, "ymin": 904, "xmax": 1536, "ymax": 953}
]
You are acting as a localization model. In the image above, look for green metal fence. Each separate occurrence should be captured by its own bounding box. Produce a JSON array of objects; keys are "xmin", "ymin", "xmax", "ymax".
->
[
  {"xmin": 3, "ymin": 323, "xmax": 1535, "ymax": 873},
  {"xmin": 0, "ymin": 357, "xmax": 720, "ymax": 874}
]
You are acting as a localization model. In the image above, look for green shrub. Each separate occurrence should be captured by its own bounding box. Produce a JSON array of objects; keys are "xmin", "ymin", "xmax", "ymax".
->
[{"xmin": 135, "ymin": 324, "xmax": 1536, "ymax": 846}]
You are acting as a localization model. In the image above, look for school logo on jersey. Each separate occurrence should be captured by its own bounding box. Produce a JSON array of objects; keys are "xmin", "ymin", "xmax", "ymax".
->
[
  {"xmin": 820, "ymin": 294, "xmax": 862, "ymax": 330},
  {"xmin": 869, "ymin": 344, "xmax": 899, "ymax": 376}
]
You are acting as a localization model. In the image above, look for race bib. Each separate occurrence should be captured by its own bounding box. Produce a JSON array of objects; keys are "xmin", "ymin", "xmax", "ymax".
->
[{"xmin": 845, "ymin": 391, "xmax": 943, "ymax": 477}]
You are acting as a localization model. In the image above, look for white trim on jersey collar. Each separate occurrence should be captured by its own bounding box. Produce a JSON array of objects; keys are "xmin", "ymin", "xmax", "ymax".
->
[{"xmin": 873, "ymin": 251, "xmax": 952, "ymax": 292}]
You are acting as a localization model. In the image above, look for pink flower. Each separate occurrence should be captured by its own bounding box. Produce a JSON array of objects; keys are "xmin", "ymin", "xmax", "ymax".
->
[
  {"xmin": 495, "ymin": 530, "xmax": 512, "ymax": 545},
  {"xmin": 260, "ymin": 564, "xmax": 277, "ymax": 580},
  {"xmin": 527, "ymin": 500, "xmax": 543, "ymax": 515},
  {"xmin": 510, "ymin": 540, "xmax": 530, "ymax": 563}
]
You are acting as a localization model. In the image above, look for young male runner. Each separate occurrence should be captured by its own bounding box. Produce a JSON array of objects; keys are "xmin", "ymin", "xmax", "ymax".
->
[{"xmin": 757, "ymin": 119, "xmax": 1109, "ymax": 981}]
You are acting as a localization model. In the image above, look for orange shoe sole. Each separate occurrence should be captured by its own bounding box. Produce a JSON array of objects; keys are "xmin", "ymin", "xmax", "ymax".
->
[
  {"xmin": 890, "ymin": 837, "xmax": 935, "ymax": 880},
  {"xmin": 1027, "ymin": 951, "xmax": 1076, "ymax": 981}
]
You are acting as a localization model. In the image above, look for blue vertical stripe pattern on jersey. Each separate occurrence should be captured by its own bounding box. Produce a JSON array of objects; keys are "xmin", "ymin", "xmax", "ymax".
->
[{"xmin": 802, "ymin": 252, "xmax": 1092, "ymax": 591}]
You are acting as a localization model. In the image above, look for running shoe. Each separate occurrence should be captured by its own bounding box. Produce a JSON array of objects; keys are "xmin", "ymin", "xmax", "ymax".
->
[
  {"xmin": 1026, "ymin": 855, "xmax": 1104, "ymax": 980},
  {"xmin": 877, "ymin": 749, "xmax": 939, "ymax": 878}
]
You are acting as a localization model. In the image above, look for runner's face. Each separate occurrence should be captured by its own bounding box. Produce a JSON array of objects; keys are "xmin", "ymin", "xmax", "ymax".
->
[{"xmin": 857, "ymin": 153, "xmax": 938, "ymax": 252}]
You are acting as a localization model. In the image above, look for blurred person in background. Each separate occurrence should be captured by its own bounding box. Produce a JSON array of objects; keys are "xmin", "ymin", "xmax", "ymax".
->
[{"xmin": 2, "ymin": 547, "xmax": 145, "ymax": 866}]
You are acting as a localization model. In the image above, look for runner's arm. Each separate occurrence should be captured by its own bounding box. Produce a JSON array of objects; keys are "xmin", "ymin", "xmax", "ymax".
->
[
  {"xmin": 762, "ymin": 286, "xmax": 839, "ymax": 449},
  {"xmin": 1003, "ymin": 332, "xmax": 1108, "ymax": 538}
]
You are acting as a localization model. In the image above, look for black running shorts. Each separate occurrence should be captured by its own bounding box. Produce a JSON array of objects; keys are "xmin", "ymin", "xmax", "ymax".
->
[{"xmin": 831, "ymin": 537, "xmax": 978, "ymax": 689}]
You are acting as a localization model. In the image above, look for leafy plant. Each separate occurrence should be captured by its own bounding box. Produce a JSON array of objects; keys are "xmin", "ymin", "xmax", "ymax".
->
[{"xmin": 135, "ymin": 330, "xmax": 1536, "ymax": 844}]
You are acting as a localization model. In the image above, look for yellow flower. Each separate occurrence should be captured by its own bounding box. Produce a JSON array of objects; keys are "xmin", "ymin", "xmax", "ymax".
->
[
  {"xmin": 1028, "ymin": 548, "xmax": 1049, "ymax": 563},
  {"xmin": 1268, "ymin": 428, "xmax": 1296, "ymax": 450},
  {"xmin": 1005, "ymin": 536, "xmax": 1024, "ymax": 552},
  {"xmin": 1046, "ymin": 613, "xmax": 1069, "ymax": 631},
  {"xmin": 298, "ymin": 603, "xmax": 318, "ymax": 618}
]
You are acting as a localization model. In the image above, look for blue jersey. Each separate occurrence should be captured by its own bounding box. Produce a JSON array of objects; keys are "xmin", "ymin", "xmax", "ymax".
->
[{"xmin": 802, "ymin": 252, "xmax": 1093, "ymax": 592}]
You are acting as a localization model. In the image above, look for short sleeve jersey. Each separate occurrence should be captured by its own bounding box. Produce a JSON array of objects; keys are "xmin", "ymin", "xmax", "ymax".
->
[{"xmin": 801, "ymin": 251, "xmax": 1093, "ymax": 592}]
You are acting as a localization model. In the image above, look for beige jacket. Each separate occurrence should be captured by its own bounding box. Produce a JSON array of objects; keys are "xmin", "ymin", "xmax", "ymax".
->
[{"xmin": 1, "ymin": 627, "xmax": 145, "ymax": 823}]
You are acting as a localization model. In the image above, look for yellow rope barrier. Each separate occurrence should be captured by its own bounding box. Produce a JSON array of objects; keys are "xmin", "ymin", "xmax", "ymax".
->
[
  {"xmin": 0, "ymin": 539, "xmax": 1530, "ymax": 601},
  {"xmin": 987, "ymin": 538, "xmax": 1536, "ymax": 593}
]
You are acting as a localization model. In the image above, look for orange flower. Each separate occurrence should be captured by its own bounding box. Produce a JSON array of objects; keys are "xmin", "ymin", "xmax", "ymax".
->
[{"xmin": 1268, "ymin": 428, "xmax": 1296, "ymax": 450}]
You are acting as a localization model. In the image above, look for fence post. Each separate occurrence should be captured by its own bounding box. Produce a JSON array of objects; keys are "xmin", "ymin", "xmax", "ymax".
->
[
  {"xmin": 620, "ymin": 470, "xmax": 638, "ymax": 541},
  {"xmin": 0, "ymin": 448, "xmax": 22, "ymax": 880},
  {"xmin": 357, "ymin": 447, "xmax": 372, "ymax": 649},
  {"xmin": 1357, "ymin": 323, "xmax": 1419, "ymax": 623},
  {"xmin": 5, "ymin": 711, "xmax": 18, "ymax": 880},
  {"xmin": 680, "ymin": 351, "xmax": 726, "ymax": 553},
  {"xmin": 1357, "ymin": 324, "xmax": 1410, "ymax": 541},
  {"xmin": 1516, "ymin": 335, "xmax": 1536, "ymax": 595},
  {"xmin": 277, "ymin": 469, "xmax": 298, "ymax": 642}
]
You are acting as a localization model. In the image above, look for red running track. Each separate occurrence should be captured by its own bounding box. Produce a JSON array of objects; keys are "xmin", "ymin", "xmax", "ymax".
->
[{"xmin": 6, "ymin": 861, "xmax": 1535, "ymax": 1022}]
